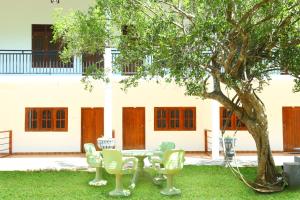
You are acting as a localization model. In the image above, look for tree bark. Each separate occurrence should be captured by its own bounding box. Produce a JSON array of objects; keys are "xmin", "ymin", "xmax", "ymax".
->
[
  {"xmin": 253, "ymin": 127, "xmax": 278, "ymax": 185},
  {"xmin": 236, "ymin": 92, "xmax": 285, "ymax": 191},
  {"xmin": 245, "ymin": 118, "xmax": 285, "ymax": 192},
  {"xmin": 208, "ymin": 87, "xmax": 285, "ymax": 191}
]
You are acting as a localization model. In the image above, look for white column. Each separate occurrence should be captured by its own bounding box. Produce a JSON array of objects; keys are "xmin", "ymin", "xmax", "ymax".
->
[
  {"xmin": 211, "ymin": 100, "xmax": 220, "ymax": 159},
  {"xmin": 104, "ymin": 48, "xmax": 113, "ymax": 138}
]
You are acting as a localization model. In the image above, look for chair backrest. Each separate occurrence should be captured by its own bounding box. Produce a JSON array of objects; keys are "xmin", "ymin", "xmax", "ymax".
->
[
  {"xmin": 159, "ymin": 142, "xmax": 176, "ymax": 152},
  {"xmin": 162, "ymin": 150, "xmax": 185, "ymax": 171},
  {"xmin": 84, "ymin": 143, "xmax": 102, "ymax": 166},
  {"xmin": 102, "ymin": 149, "xmax": 123, "ymax": 174},
  {"xmin": 84, "ymin": 143, "xmax": 96, "ymax": 156}
]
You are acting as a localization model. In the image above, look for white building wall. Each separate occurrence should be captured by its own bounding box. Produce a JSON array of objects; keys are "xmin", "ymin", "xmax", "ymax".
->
[
  {"xmin": 0, "ymin": 0, "xmax": 210, "ymax": 153},
  {"xmin": 1, "ymin": 75, "xmax": 299, "ymax": 153},
  {"xmin": 1, "ymin": 0, "xmax": 300, "ymax": 153},
  {"xmin": 0, "ymin": 76, "xmax": 210, "ymax": 152},
  {"xmin": 0, "ymin": 0, "xmax": 94, "ymax": 50},
  {"xmin": 112, "ymin": 79, "xmax": 211, "ymax": 152},
  {"xmin": 222, "ymin": 75, "xmax": 300, "ymax": 151},
  {"xmin": 0, "ymin": 76, "xmax": 105, "ymax": 152}
]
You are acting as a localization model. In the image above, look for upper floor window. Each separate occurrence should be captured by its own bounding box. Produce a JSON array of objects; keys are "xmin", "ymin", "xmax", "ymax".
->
[
  {"xmin": 25, "ymin": 108, "xmax": 68, "ymax": 132},
  {"xmin": 219, "ymin": 107, "xmax": 247, "ymax": 131},
  {"xmin": 154, "ymin": 107, "xmax": 196, "ymax": 131},
  {"xmin": 32, "ymin": 24, "xmax": 73, "ymax": 68}
]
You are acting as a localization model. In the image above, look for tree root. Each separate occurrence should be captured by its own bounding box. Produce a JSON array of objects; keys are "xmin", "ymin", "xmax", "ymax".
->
[
  {"xmin": 250, "ymin": 173, "xmax": 288, "ymax": 193},
  {"xmin": 240, "ymin": 172, "xmax": 287, "ymax": 193}
]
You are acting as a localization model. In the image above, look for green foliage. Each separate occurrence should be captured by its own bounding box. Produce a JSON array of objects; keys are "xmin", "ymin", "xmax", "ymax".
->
[
  {"xmin": 51, "ymin": 1, "xmax": 300, "ymax": 188},
  {"xmin": 53, "ymin": 7, "xmax": 107, "ymax": 58},
  {"xmin": 53, "ymin": 0, "xmax": 300, "ymax": 96}
]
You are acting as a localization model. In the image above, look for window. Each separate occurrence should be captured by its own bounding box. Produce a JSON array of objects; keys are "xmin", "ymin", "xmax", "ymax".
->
[
  {"xmin": 32, "ymin": 24, "xmax": 73, "ymax": 68},
  {"xmin": 28, "ymin": 110, "xmax": 38, "ymax": 130},
  {"xmin": 219, "ymin": 107, "xmax": 247, "ymax": 130},
  {"xmin": 56, "ymin": 109, "xmax": 66, "ymax": 129},
  {"xmin": 154, "ymin": 107, "xmax": 196, "ymax": 131},
  {"xmin": 42, "ymin": 110, "xmax": 52, "ymax": 129},
  {"xmin": 184, "ymin": 109, "xmax": 194, "ymax": 129},
  {"xmin": 156, "ymin": 109, "xmax": 167, "ymax": 128},
  {"xmin": 25, "ymin": 108, "xmax": 68, "ymax": 131}
]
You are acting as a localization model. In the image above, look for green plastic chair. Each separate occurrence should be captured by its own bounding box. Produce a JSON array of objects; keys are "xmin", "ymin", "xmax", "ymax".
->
[
  {"xmin": 84, "ymin": 143, "xmax": 107, "ymax": 186},
  {"xmin": 149, "ymin": 142, "xmax": 176, "ymax": 165},
  {"xmin": 160, "ymin": 142, "xmax": 176, "ymax": 152},
  {"xmin": 149, "ymin": 142, "xmax": 176, "ymax": 182},
  {"xmin": 155, "ymin": 150, "xmax": 185, "ymax": 196},
  {"xmin": 102, "ymin": 149, "xmax": 138, "ymax": 197}
]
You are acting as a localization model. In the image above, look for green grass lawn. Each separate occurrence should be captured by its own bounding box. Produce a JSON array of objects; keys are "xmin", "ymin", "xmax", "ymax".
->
[{"xmin": 0, "ymin": 166, "xmax": 299, "ymax": 200}]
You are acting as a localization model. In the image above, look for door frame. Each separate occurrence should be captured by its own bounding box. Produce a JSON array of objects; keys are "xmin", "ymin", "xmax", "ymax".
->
[
  {"xmin": 81, "ymin": 107, "xmax": 104, "ymax": 152},
  {"xmin": 122, "ymin": 107, "xmax": 145, "ymax": 150}
]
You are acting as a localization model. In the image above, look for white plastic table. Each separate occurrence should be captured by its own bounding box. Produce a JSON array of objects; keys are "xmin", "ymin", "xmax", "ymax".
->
[{"xmin": 122, "ymin": 149, "xmax": 153, "ymax": 188}]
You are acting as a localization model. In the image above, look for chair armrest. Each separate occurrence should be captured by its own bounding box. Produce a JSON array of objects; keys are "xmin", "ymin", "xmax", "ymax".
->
[
  {"xmin": 149, "ymin": 156, "xmax": 163, "ymax": 169},
  {"xmin": 150, "ymin": 156, "xmax": 162, "ymax": 164},
  {"xmin": 92, "ymin": 151, "xmax": 102, "ymax": 159},
  {"xmin": 86, "ymin": 155, "xmax": 102, "ymax": 166},
  {"xmin": 148, "ymin": 150, "xmax": 162, "ymax": 162},
  {"xmin": 152, "ymin": 150, "xmax": 163, "ymax": 157},
  {"xmin": 122, "ymin": 157, "xmax": 138, "ymax": 170}
]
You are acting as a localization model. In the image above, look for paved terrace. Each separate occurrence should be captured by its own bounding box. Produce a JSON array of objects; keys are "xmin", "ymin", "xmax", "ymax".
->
[{"xmin": 0, "ymin": 153, "xmax": 296, "ymax": 171}]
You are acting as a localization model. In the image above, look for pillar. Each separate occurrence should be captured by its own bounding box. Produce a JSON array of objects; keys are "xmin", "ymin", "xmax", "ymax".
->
[{"xmin": 211, "ymin": 100, "xmax": 220, "ymax": 159}]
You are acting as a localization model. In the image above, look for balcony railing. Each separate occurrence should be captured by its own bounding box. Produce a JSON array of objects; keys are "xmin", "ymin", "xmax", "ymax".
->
[
  {"xmin": 0, "ymin": 50, "xmax": 83, "ymax": 74},
  {"xmin": 111, "ymin": 49, "xmax": 148, "ymax": 75},
  {"xmin": 0, "ymin": 49, "xmax": 144, "ymax": 75}
]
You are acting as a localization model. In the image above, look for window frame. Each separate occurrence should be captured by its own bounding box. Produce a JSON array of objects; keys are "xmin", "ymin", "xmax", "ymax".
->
[
  {"xmin": 154, "ymin": 107, "xmax": 196, "ymax": 131},
  {"xmin": 25, "ymin": 107, "xmax": 68, "ymax": 132},
  {"xmin": 32, "ymin": 24, "xmax": 73, "ymax": 68},
  {"xmin": 219, "ymin": 107, "xmax": 247, "ymax": 131}
]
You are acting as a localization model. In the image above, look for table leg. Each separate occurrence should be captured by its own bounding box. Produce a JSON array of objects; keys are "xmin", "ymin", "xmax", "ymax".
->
[{"xmin": 129, "ymin": 156, "xmax": 145, "ymax": 189}]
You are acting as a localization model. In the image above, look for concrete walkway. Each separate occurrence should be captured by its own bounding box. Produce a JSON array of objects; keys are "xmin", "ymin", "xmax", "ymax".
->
[{"xmin": 0, "ymin": 154, "xmax": 295, "ymax": 171}]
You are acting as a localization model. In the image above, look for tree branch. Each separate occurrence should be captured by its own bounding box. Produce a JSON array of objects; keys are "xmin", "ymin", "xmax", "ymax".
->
[
  {"xmin": 239, "ymin": 0, "xmax": 274, "ymax": 23},
  {"xmin": 130, "ymin": 0, "xmax": 185, "ymax": 30},
  {"xmin": 226, "ymin": 0, "xmax": 238, "ymax": 26},
  {"xmin": 158, "ymin": 0, "xmax": 195, "ymax": 24},
  {"xmin": 231, "ymin": 33, "xmax": 249, "ymax": 76}
]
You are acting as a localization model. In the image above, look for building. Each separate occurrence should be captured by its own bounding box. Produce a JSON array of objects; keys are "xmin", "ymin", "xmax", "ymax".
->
[{"xmin": 0, "ymin": 0, "xmax": 299, "ymax": 156}]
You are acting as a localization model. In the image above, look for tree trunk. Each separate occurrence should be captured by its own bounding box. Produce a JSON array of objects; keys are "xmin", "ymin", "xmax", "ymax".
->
[
  {"xmin": 244, "ymin": 105, "xmax": 285, "ymax": 191},
  {"xmin": 207, "ymin": 80, "xmax": 285, "ymax": 191},
  {"xmin": 253, "ymin": 128, "xmax": 278, "ymax": 185}
]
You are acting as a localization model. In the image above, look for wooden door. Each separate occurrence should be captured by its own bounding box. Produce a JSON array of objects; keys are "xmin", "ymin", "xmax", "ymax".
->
[
  {"xmin": 283, "ymin": 107, "xmax": 300, "ymax": 152},
  {"xmin": 81, "ymin": 108, "xmax": 104, "ymax": 152},
  {"xmin": 123, "ymin": 107, "xmax": 145, "ymax": 150},
  {"xmin": 32, "ymin": 25, "xmax": 57, "ymax": 67}
]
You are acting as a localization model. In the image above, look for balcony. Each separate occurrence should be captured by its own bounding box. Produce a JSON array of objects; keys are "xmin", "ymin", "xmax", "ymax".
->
[{"xmin": 0, "ymin": 49, "xmax": 140, "ymax": 75}]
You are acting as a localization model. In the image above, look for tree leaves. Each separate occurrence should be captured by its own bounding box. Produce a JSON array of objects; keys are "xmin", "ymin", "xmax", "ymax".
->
[{"xmin": 53, "ymin": 0, "xmax": 300, "ymax": 98}]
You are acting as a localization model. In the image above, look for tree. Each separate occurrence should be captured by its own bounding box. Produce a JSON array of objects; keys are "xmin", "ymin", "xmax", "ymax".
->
[{"xmin": 53, "ymin": 0, "xmax": 300, "ymax": 192}]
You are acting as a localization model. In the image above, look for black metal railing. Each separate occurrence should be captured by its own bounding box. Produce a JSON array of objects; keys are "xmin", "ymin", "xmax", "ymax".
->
[
  {"xmin": 82, "ymin": 53, "xmax": 104, "ymax": 74},
  {"xmin": 111, "ymin": 49, "xmax": 146, "ymax": 75},
  {"xmin": 31, "ymin": 51, "xmax": 73, "ymax": 69}
]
